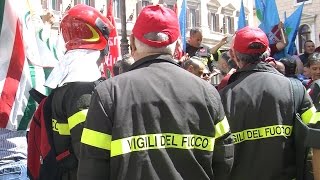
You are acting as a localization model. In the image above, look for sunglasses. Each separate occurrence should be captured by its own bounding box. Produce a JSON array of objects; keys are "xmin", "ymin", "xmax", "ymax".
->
[{"xmin": 201, "ymin": 73, "xmax": 211, "ymax": 78}]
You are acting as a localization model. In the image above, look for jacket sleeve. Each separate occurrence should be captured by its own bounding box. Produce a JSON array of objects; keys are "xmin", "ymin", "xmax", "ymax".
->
[
  {"xmin": 309, "ymin": 82, "xmax": 320, "ymax": 112},
  {"xmin": 78, "ymin": 88, "xmax": 113, "ymax": 180},
  {"xmin": 210, "ymin": 89, "xmax": 234, "ymax": 179},
  {"xmin": 299, "ymin": 87, "xmax": 320, "ymax": 128}
]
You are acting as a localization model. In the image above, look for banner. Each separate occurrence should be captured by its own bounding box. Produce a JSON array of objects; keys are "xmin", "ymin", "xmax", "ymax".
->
[
  {"xmin": 104, "ymin": 0, "xmax": 120, "ymax": 78},
  {"xmin": 238, "ymin": 0, "xmax": 246, "ymax": 30},
  {"xmin": 284, "ymin": 3, "xmax": 304, "ymax": 55}
]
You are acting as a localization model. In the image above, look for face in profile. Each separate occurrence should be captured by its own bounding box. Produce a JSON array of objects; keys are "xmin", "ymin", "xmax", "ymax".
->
[{"xmin": 189, "ymin": 32, "xmax": 203, "ymax": 48}]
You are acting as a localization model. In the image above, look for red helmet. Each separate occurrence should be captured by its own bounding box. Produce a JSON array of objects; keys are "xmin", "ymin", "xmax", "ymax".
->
[{"xmin": 60, "ymin": 4, "xmax": 114, "ymax": 51}]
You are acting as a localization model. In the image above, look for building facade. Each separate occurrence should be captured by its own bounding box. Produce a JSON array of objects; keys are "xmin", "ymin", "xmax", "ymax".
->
[
  {"xmin": 40, "ymin": 0, "xmax": 254, "ymax": 52},
  {"xmin": 275, "ymin": 0, "xmax": 320, "ymax": 54}
]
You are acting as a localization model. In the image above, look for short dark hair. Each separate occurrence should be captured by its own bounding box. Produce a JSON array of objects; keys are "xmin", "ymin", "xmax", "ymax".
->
[
  {"xmin": 308, "ymin": 52, "xmax": 320, "ymax": 66},
  {"xmin": 220, "ymin": 52, "xmax": 236, "ymax": 69},
  {"xmin": 279, "ymin": 56, "xmax": 297, "ymax": 76},
  {"xmin": 189, "ymin": 28, "xmax": 202, "ymax": 37},
  {"xmin": 304, "ymin": 40, "xmax": 314, "ymax": 47}
]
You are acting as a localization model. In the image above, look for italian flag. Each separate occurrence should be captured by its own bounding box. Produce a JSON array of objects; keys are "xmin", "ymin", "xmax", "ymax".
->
[{"xmin": 0, "ymin": 0, "xmax": 56, "ymax": 130}]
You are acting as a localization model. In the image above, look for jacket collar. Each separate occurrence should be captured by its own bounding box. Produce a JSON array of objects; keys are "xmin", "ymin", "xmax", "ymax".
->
[
  {"xmin": 229, "ymin": 61, "xmax": 283, "ymax": 83},
  {"xmin": 129, "ymin": 54, "xmax": 179, "ymax": 71}
]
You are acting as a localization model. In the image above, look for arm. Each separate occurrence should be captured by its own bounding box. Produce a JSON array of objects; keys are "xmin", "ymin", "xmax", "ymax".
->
[
  {"xmin": 211, "ymin": 92, "xmax": 234, "ymax": 179},
  {"xmin": 276, "ymin": 22, "xmax": 288, "ymax": 52},
  {"xmin": 78, "ymin": 88, "xmax": 113, "ymax": 180},
  {"xmin": 210, "ymin": 37, "xmax": 228, "ymax": 55}
]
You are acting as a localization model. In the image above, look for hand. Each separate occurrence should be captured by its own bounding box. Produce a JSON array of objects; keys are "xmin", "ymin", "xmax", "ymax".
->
[
  {"xmin": 278, "ymin": 21, "xmax": 284, "ymax": 29},
  {"xmin": 220, "ymin": 36, "xmax": 228, "ymax": 45},
  {"xmin": 41, "ymin": 11, "xmax": 55, "ymax": 25},
  {"xmin": 179, "ymin": 53, "xmax": 190, "ymax": 63}
]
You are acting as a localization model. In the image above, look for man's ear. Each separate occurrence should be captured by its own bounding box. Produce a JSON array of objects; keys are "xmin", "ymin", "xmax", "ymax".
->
[{"xmin": 130, "ymin": 35, "xmax": 137, "ymax": 56}]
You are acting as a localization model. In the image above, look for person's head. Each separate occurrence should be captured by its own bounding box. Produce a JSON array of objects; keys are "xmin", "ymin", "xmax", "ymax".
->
[
  {"xmin": 119, "ymin": 54, "xmax": 135, "ymax": 74},
  {"xmin": 60, "ymin": 4, "xmax": 114, "ymax": 57},
  {"xmin": 304, "ymin": 40, "xmax": 315, "ymax": 54},
  {"xmin": 230, "ymin": 26, "xmax": 269, "ymax": 69},
  {"xmin": 217, "ymin": 52, "xmax": 236, "ymax": 76},
  {"xmin": 267, "ymin": 59, "xmax": 285, "ymax": 75},
  {"xmin": 188, "ymin": 28, "xmax": 203, "ymax": 48},
  {"xmin": 308, "ymin": 52, "xmax": 320, "ymax": 80},
  {"xmin": 279, "ymin": 56, "xmax": 297, "ymax": 76},
  {"xmin": 183, "ymin": 56, "xmax": 211, "ymax": 81},
  {"xmin": 44, "ymin": 5, "xmax": 114, "ymax": 89},
  {"xmin": 130, "ymin": 5, "xmax": 179, "ymax": 61}
]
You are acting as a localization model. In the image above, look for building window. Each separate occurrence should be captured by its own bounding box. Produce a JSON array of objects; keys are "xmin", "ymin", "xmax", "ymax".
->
[
  {"xmin": 142, "ymin": 0, "xmax": 149, "ymax": 7},
  {"xmin": 74, "ymin": 0, "xmax": 95, "ymax": 6},
  {"xmin": 223, "ymin": 16, "xmax": 234, "ymax": 34},
  {"xmin": 189, "ymin": 9, "xmax": 197, "ymax": 28},
  {"xmin": 298, "ymin": 24, "xmax": 311, "ymax": 54},
  {"xmin": 113, "ymin": 0, "xmax": 120, "ymax": 18},
  {"xmin": 136, "ymin": 0, "xmax": 151, "ymax": 17},
  {"xmin": 209, "ymin": 13, "xmax": 219, "ymax": 32},
  {"xmin": 167, "ymin": 4, "xmax": 174, "ymax": 10},
  {"xmin": 50, "ymin": 0, "xmax": 62, "ymax": 11},
  {"xmin": 295, "ymin": 0, "xmax": 311, "ymax": 5}
]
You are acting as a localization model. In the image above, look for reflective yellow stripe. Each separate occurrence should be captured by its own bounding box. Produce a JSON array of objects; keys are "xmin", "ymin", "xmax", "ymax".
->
[
  {"xmin": 310, "ymin": 112, "xmax": 320, "ymax": 124},
  {"xmin": 215, "ymin": 117, "xmax": 230, "ymax": 138},
  {"xmin": 301, "ymin": 106, "xmax": 316, "ymax": 124},
  {"xmin": 111, "ymin": 133, "xmax": 215, "ymax": 157},
  {"xmin": 52, "ymin": 119, "xmax": 70, "ymax": 135},
  {"xmin": 301, "ymin": 106, "xmax": 320, "ymax": 124},
  {"xmin": 232, "ymin": 125, "xmax": 292, "ymax": 144},
  {"xmin": 81, "ymin": 128, "xmax": 111, "ymax": 150},
  {"xmin": 68, "ymin": 109, "xmax": 88, "ymax": 130}
]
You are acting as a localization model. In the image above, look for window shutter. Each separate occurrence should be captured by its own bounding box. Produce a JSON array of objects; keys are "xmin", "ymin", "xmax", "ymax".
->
[
  {"xmin": 215, "ymin": 14, "xmax": 219, "ymax": 32},
  {"xmin": 208, "ymin": 12, "xmax": 212, "ymax": 31},
  {"xmin": 136, "ymin": 1, "xmax": 142, "ymax": 17},
  {"xmin": 231, "ymin": 17, "xmax": 235, "ymax": 34},
  {"xmin": 223, "ymin": 16, "xmax": 226, "ymax": 34},
  {"xmin": 196, "ymin": 9, "xmax": 200, "ymax": 27}
]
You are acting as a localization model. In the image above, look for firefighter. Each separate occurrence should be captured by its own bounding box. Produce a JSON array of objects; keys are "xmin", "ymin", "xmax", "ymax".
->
[
  {"xmin": 219, "ymin": 26, "xmax": 320, "ymax": 180},
  {"xmin": 43, "ymin": 4, "xmax": 113, "ymax": 180},
  {"xmin": 78, "ymin": 5, "xmax": 234, "ymax": 180}
]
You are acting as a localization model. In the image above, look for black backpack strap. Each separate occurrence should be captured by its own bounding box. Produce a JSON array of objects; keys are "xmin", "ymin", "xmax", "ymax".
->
[{"xmin": 29, "ymin": 88, "xmax": 47, "ymax": 104}]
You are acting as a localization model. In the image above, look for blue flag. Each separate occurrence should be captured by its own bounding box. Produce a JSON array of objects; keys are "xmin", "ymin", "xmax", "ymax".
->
[
  {"xmin": 255, "ymin": 0, "xmax": 280, "ymax": 44},
  {"xmin": 284, "ymin": 3, "xmax": 304, "ymax": 55},
  {"xmin": 238, "ymin": 0, "xmax": 246, "ymax": 30},
  {"xmin": 179, "ymin": 0, "xmax": 187, "ymax": 52}
]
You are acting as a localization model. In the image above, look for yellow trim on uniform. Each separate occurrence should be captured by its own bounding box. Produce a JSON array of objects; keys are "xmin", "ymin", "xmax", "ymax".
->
[
  {"xmin": 232, "ymin": 125, "xmax": 292, "ymax": 144},
  {"xmin": 110, "ymin": 133, "xmax": 215, "ymax": 157},
  {"xmin": 309, "ymin": 112, "xmax": 320, "ymax": 124},
  {"xmin": 214, "ymin": 117, "xmax": 230, "ymax": 138},
  {"xmin": 68, "ymin": 109, "xmax": 88, "ymax": 130},
  {"xmin": 81, "ymin": 128, "xmax": 112, "ymax": 150},
  {"xmin": 52, "ymin": 119, "xmax": 70, "ymax": 135},
  {"xmin": 83, "ymin": 24, "xmax": 99, "ymax": 42},
  {"xmin": 301, "ymin": 106, "xmax": 320, "ymax": 124}
]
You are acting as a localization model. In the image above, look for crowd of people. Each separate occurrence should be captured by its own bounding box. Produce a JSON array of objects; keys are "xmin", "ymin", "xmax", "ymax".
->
[{"xmin": 2, "ymin": 3, "xmax": 320, "ymax": 180}]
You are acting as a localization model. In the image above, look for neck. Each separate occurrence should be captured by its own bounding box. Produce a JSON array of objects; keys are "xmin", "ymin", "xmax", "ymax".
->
[{"xmin": 133, "ymin": 52, "xmax": 172, "ymax": 61}]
